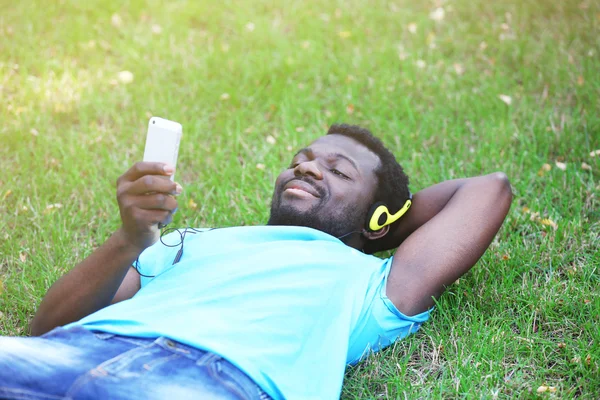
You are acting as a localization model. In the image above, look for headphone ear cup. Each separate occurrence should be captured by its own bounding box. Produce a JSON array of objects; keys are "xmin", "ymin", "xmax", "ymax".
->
[{"xmin": 365, "ymin": 202, "xmax": 387, "ymax": 232}]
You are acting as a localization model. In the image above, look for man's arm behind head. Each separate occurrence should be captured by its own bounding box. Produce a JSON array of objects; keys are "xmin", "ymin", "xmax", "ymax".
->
[{"xmin": 382, "ymin": 173, "xmax": 513, "ymax": 316}]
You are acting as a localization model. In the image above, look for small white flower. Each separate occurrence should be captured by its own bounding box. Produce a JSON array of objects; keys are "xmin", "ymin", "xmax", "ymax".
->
[
  {"xmin": 111, "ymin": 14, "xmax": 122, "ymax": 28},
  {"xmin": 117, "ymin": 71, "xmax": 134, "ymax": 84},
  {"xmin": 498, "ymin": 94, "xmax": 512, "ymax": 105},
  {"xmin": 429, "ymin": 8, "xmax": 445, "ymax": 22},
  {"xmin": 151, "ymin": 24, "xmax": 162, "ymax": 34},
  {"xmin": 453, "ymin": 63, "xmax": 465, "ymax": 75}
]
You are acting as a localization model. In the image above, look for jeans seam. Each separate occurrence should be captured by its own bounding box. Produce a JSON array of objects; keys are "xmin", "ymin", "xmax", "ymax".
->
[
  {"xmin": 142, "ymin": 353, "xmax": 181, "ymax": 371},
  {"xmin": 63, "ymin": 346, "xmax": 154, "ymax": 398},
  {"xmin": 63, "ymin": 368, "xmax": 99, "ymax": 399},
  {"xmin": 208, "ymin": 361, "xmax": 255, "ymax": 400},
  {"xmin": 0, "ymin": 387, "xmax": 65, "ymax": 400},
  {"xmin": 110, "ymin": 336, "xmax": 154, "ymax": 348},
  {"xmin": 92, "ymin": 332, "xmax": 115, "ymax": 340},
  {"xmin": 194, "ymin": 352, "xmax": 221, "ymax": 366},
  {"xmin": 259, "ymin": 392, "xmax": 271, "ymax": 400}
]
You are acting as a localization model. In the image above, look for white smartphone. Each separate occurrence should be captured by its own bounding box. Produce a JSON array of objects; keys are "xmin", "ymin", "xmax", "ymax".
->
[{"xmin": 143, "ymin": 117, "xmax": 182, "ymax": 181}]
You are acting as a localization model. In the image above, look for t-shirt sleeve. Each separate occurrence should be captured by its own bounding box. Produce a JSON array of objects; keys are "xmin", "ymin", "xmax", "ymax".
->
[
  {"xmin": 136, "ymin": 230, "xmax": 184, "ymax": 287},
  {"xmin": 346, "ymin": 257, "xmax": 430, "ymax": 365}
]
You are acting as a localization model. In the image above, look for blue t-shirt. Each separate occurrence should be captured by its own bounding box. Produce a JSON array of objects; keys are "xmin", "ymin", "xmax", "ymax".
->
[{"xmin": 70, "ymin": 226, "xmax": 429, "ymax": 399}]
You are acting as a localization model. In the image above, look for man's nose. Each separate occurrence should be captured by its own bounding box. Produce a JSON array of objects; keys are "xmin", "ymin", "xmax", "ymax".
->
[{"xmin": 294, "ymin": 160, "xmax": 323, "ymax": 180}]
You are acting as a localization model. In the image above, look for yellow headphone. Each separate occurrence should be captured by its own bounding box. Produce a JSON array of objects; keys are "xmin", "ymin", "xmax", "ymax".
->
[{"xmin": 366, "ymin": 193, "xmax": 412, "ymax": 232}]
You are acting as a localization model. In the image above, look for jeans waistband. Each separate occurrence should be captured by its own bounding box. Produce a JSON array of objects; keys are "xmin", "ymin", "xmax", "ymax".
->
[{"xmin": 95, "ymin": 331, "xmax": 272, "ymax": 400}]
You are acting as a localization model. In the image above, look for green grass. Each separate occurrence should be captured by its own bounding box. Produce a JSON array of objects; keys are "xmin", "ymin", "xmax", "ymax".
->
[{"xmin": 1, "ymin": 0, "xmax": 598, "ymax": 397}]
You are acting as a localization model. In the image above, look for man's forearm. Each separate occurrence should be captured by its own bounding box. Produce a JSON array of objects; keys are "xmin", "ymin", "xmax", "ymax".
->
[
  {"xmin": 365, "ymin": 178, "xmax": 469, "ymax": 253},
  {"xmin": 29, "ymin": 229, "xmax": 141, "ymax": 336}
]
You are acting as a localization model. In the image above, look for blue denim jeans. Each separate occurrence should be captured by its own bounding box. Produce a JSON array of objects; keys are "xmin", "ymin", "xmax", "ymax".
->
[{"xmin": 0, "ymin": 326, "xmax": 270, "ymax": 400}]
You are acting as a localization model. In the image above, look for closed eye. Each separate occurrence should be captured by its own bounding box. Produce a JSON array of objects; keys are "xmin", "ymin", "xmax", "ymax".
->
[
  {"xmin": 289, "ymin": 160, "xmax": 350, "ymax": 179},
  {"xmin": 330, "ymin": 168, "xmax": 350, "ymax": 179}
]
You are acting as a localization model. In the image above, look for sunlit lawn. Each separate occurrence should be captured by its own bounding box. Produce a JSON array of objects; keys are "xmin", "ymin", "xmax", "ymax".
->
[{"xmin": 1, "ymin": 0, "xmax": 599, "ymax": 397}]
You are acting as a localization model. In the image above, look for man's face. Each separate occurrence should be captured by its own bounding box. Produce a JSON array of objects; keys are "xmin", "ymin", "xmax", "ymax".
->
[{"xmin": 268, "ymin": 134, "xmax": 380, "ymax": 238}]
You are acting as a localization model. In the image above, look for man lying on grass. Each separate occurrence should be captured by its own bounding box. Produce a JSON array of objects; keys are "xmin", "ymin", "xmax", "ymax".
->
[{"xmin": 0, "ymin": 124, "xmax": 512, "ymax": 400}]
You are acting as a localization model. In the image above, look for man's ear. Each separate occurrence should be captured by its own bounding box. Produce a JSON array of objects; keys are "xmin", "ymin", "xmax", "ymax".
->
[{"xmin": 362, "ymin": 225, "xmax": 390, "ymax": 241}]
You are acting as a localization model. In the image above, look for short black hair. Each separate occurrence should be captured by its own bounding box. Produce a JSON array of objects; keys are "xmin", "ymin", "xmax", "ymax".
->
[{"xmin": 327, "ymin": 123, "xmax": 410, "ymax": 213}]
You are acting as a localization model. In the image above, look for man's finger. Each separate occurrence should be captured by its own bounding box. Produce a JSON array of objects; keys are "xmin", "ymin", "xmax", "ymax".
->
[
  {"xmin": 135, "ymin": 208, "xmax": 172, "ymax": 225},
  {"xmin": 159, "ymin": 212, "xmax": 174, "ymax": 228},
  {"xmin": 128, "ymin": 193, "xmax": 179, "ymax": 212},
  {"xmin": 121, "ymin": 162, "xmax": 174, "ymax": 182},
  {"xmin": 128, "ymin": 175, "xmax": 182, "ymax": 196}
]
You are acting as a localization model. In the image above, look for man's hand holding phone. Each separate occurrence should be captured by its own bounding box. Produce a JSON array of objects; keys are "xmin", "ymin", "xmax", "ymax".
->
[
  {"xmin": 115, "ymin": 162, "xmax": 182, "ymax": 251},
  {"xmin": 115, "ymin": 117, "xmax": 184, "ymax": 251}
]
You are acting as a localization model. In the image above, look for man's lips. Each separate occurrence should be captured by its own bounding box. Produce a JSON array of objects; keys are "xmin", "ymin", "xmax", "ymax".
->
[{"xmin": 283, "ymin": 180, "xmax": 321, "ymax": 198}]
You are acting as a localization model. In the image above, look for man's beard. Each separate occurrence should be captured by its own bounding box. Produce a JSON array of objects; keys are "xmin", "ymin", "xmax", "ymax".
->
[{"xmin": 267, "ymin": 190, "xmax": 366, "ymax": 239}]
